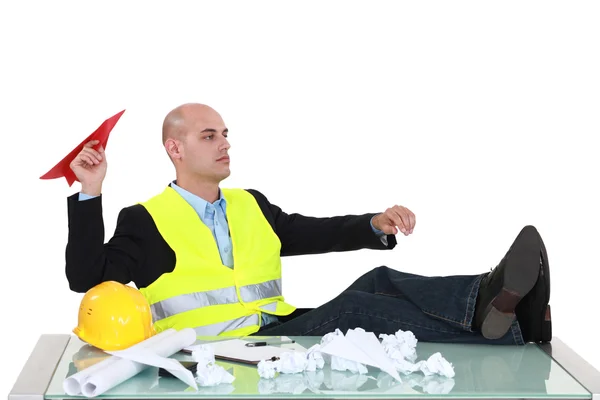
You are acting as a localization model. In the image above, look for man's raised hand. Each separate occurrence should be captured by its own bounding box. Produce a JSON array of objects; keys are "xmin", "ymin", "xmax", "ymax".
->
[
  {"xmin": 372, "ymin": 205, "xmax": 416, "ymax": 236},
  {"xmin": 69, "ymin": 140, "xmax": 106, "ymax": 196}
]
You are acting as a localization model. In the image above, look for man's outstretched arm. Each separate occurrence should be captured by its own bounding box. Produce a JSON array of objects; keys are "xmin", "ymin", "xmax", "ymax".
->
[{"xmin": 247, "ymin": 189, "xmax": 416, "ymax": 256}]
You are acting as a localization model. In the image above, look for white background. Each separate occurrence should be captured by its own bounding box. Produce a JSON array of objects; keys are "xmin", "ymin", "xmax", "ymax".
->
[{"xmin": 1, "ymin": 0, "xmax": 599, "ymax": 396}]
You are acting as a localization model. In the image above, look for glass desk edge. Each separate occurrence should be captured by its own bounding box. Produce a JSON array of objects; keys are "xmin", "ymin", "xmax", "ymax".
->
[
  {"xmin": 7, "ymin": 334, "xmax": 600, "ymax": 400},
  {"xmin": 8, "ymin": 334, "xmax": 70, "ymax": 400},
  {"xmin": 539, "ymin": 338, "xmax": 600, "ymax": 400}
]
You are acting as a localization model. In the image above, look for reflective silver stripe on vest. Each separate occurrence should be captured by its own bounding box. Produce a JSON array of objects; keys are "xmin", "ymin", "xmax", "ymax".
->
[
  {"xmin": 151, "ymin": 279, "xmax": 282, "ymax": 322},
  {"xmin": 194, "ymin": 314, "xmax": 260, "ymax": 336},
  {"xmin": 151, "ymin": 286, "xmax": 238, "ymax": 322},
  {"xmin": 260, "ymin": 301, "xmax": 277, "ymax": 312},
  {"xmin": 239, "ymin": 279, "xmax": 282, "ymax": 303}
]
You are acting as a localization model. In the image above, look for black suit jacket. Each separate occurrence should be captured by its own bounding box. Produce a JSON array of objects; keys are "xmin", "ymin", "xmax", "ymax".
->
[{"xmin": 65, "ymin": 187, "xmax": 397, "ymax": 293}]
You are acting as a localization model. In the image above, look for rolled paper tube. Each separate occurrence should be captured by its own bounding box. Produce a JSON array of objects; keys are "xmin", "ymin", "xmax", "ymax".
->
[
  {"xmin": 80, "ymin": 328, "xmax": 197, "ymax": 397},
  {"xmin": 63, "ymin": 328, "xmax": 178, "ymax": 395}
]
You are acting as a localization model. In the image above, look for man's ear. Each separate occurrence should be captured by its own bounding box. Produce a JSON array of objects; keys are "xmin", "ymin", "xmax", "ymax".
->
[{"xmin": 165, "ymin": 138, "xmax": 182, "ymax": 160}]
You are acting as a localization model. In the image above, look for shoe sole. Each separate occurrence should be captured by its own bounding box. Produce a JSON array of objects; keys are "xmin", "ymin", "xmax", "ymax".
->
[
  {"xmin": 514, "ymin": 228, "xmax": 553, "ymax": 343},
  {"xmin": 481, "ymin": 226, "xmax": 541, "ymax": 340},
  {"xmin": 535, "ymin": 234, "xmax": 552, "ymax": 342}
]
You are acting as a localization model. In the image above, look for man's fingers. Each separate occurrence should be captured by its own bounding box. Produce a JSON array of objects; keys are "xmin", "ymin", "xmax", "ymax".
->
[
  {"xmin": 82, "ymin": 147, "xmax": 103, "ymax": 160},
  {"xmin": 80, "ymin": 154, "xmax": 97, "ymax": 166},
  {"xmin": 380, "ymin": 206, "xmax": 416, "ymax": 236},
  {"xmin": 83, "ymin": 140, "xmax": 100, "ymax": 148},
  {"xmin": 397, "ymin": 207, "xmax": 414, "ymax": 231},
  {"xmin": 386, "ymin": 208, "xmax": 407, "ymax": 234},
  {"xmin": 76, "ymin": 154, "xmax": 91, "ymax": 166},
  {"xmin": 81, "ymin": 148, "xmax": 103, "ymax": 163},
  {"xmin": 408, "ymin": 211, "xmax": 416, "ymax": 233},
  {"xmin": 395, "ymin": 209, "xmax": 411, "ymax": 235},
  {"xmin": 80, "ymin": 153, "xmax": 98, "ymax": 165},
  {"xmin": 390, "ymin": 206, "xmax": 416, "ymax": 235},
  {"xmin": 402, "ymin": 209, "xmax": 416, "ymax": 233}
]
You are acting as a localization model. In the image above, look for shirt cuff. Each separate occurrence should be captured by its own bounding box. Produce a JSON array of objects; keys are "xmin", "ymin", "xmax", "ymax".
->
[
  {"xmin": 79, "ymin": 192, "xmax": 99, "ymax": 201},
  {"xmin": 370, "ymin": 215, "xmax": 389, "ymax": 246}
]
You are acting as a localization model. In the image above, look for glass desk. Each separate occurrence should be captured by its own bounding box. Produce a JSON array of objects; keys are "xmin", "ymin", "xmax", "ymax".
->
[{"xmin": 8, "ymin": 334, "xmax": 600, "ymax": 399}]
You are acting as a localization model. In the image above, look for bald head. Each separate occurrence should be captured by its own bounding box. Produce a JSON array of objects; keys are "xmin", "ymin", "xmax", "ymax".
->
[
  {"xmin": 162, "ymin": 103, "xmax": 222, "ymax": 144},
  {"xmin": 161, "ymin": 102, "xmax": 231, "ymax": 182}
]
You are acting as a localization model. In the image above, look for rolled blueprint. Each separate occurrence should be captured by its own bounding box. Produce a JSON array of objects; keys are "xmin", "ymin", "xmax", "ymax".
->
[
  {"xmin": 81, "ymin": 328, "xmax": 197, "ymax": 397},
  {"xmin": 63, "ymin": 328, "xmax": 178, "ymax": 395}
]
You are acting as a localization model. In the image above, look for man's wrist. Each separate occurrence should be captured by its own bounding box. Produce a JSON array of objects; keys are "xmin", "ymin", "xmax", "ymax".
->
[
  {"xmin": 370, "ymin": 215, "xmax": 385, "ymax": 236},
  {"xmin": 81, "ymin": 183, "xmax": 102, "ymax": 197},
  {"xmin": 370, "ymin": 213, "xmax": 379, "ymax": 228}
]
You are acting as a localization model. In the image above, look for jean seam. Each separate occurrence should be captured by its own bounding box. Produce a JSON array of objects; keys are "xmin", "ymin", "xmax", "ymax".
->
[
  {"xmin": 418, "ymin": 277, "xmax": 482, "ymax": 330},
  {"xmin": 304, "ymin": 310, "xmax": 461, "ymax": 335},
  {"xmin": 510, "ymin": 318, "xmax": 525, "ymax": 345},
  {"xmin": 464, "ymin": 274, "xmax": 484, "ymax": 329},
  {"xmin": 422, "ymin": 310, "xmax": 468, "ymax": 327},
  {"xmin": 374, "ymin": 291, "xmax": 403, "ymax": 298},
  {"xmin": 303, "ymin": 315, "xmax": 340, "ymax": 335}
]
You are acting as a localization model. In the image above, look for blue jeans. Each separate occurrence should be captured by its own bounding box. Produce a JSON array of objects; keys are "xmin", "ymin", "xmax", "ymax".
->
[{"xmin": 256, "ymin": 266, "xmax": 524, "ymax": 345}]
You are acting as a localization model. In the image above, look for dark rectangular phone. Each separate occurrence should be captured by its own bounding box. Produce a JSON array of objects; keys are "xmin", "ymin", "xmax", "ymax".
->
[{"xmin": 158, "ymin": 361, "xmax": 198, "ymax": 378}]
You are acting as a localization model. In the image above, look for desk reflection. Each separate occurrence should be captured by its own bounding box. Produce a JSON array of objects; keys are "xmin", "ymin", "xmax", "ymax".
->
[{"xmin": 65, "ymin": 341, "xmax": 551, "ymax": 396}]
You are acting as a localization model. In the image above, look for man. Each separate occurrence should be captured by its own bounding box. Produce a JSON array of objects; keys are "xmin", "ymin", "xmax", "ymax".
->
[{"xmin": 65, "ymin": 103, "xmax": 551, "ymax": 345}]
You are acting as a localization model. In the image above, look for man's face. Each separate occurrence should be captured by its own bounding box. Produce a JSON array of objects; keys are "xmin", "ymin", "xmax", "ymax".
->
[{"xmin": 178, "ymin": 110, "xmax": 231, "ymax": 183}]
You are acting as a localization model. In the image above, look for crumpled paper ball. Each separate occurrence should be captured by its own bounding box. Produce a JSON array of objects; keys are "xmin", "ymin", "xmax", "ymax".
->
[{"xmin": 190, "ymin": 343, "xmax": 236, "ymax": 386}]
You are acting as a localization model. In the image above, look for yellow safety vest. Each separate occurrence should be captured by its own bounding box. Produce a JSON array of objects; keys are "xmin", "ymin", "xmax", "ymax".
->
[{"xmin": 138, "ymin": 186, "xmax": 296, "ymax": 337}]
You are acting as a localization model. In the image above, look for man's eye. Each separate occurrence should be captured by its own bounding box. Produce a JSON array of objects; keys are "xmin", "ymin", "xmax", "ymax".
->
[{"xmin": 204, "ymin": 135, "xmax": 213, "ymax": 140}]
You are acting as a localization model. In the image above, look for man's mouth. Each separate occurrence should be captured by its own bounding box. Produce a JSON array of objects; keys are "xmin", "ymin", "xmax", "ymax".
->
[{"xmin": 217, "ymin": 155, "xmax": 230, "ymax": 162}]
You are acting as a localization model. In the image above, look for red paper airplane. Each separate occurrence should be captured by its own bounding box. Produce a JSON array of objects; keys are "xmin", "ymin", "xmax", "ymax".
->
[{"xmin": 40, "ymin": 109, "xmax": 126, "ymax": 186}]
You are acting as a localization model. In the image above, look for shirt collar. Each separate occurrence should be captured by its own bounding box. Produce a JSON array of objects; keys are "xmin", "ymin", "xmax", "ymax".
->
[{"xmin": 170, "ymin": 181, "xmax": 226, "ymax": 217}]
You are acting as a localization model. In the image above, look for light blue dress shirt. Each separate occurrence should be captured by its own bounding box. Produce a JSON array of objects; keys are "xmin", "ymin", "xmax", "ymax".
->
[
  {"xmin": 170, "ymin": 183, "xmax": 234, "ymax": 268},
  {"xmin": 79, "ymin": 183, "xmax": 387, "ymax": 326}
]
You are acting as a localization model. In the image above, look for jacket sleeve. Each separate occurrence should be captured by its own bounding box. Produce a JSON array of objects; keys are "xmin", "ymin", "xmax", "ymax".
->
[
  {"xmin": 65, "ymin": 193, "xmax": 144, "ymax": 293},
  {"xmin": 246, "ymin": 189, "xmax": 397, "ymax": 257}
]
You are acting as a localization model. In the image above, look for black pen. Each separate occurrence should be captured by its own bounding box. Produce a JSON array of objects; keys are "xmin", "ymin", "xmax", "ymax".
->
[{"xmin": 245, "ymin": 339, "xmax": 295, "ymax": 347}]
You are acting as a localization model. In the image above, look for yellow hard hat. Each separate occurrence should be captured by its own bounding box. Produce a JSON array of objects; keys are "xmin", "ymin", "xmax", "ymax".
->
[{"xmin": 73, "ymin": 281, "xmax": 156, "ymax": 351}]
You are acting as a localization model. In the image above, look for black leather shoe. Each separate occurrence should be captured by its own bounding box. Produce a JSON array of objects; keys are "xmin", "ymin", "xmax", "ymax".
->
[
  {"xmin": 474, "ymin": 225, "xmax": 541, "ymax": 340},
  {"xmin": 516, "ymin": 229, "xmax": 552, "ymax": 343}
]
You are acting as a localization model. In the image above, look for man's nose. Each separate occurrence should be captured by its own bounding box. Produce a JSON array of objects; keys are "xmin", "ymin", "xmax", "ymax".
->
[{"xmin": 219, "ymin": 138, "xmax": 231, "ymax": 150}]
